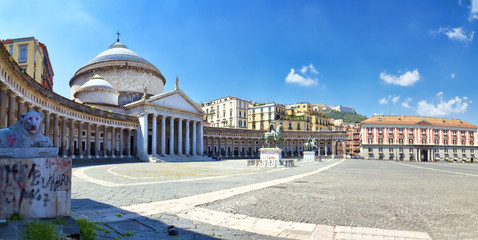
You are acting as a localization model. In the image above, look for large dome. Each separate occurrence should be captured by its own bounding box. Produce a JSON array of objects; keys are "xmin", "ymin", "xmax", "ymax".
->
[
  {"xmin": 83, "ymin": 42, "xmax": 154, "ymax": 67},
  {"xmin": 74, "ymin": 74, "xmax": 119, "ymax": 106},
  {"xmin": 70, "ymin": 40, "xmax": 166, "ymax": 106}
]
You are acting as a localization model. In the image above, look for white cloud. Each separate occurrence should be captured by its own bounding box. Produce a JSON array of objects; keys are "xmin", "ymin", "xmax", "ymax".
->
[
  {"xmin": 470, "ymin": 0, "xmax": 478, "ymax": 21},
  {"xmin": 392, "ymin": 96, "xmax": 400, "ymax": 104},
  {"xmin": 379, "ymin": 69, "xmax": 420, "ymax": 86},
  {"xmin": 300, "ymin": 64, "xmax": 319, "ymax": 74},
  {"xmin": 451, "ymin": 73, "xmax": 455, "ymax": 79},
  {"xmin": 436, "ymin": 27, "xmax": 474, "ymax": 41},
  {"xmin": 401, "ymin": 97, "xmax": 412, "ymax": 109},
  {"xmin": 286, "ymin": 64, "xmax": 319, "ymax": 86},
  {"xmin": 379, "ymin": 95, "xmax": 391, "ymax": 104},
  {"xmin": 285, "ymin": 68, "xmax": 318, "ymax": 86},
  {"xmin": 416, "ymin": 93, "xmax": 471, "ymax": 116}
]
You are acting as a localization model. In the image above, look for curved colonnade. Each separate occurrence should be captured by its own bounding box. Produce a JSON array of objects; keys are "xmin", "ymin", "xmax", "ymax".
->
[
  {"xmin": 204, "ymin": 127, "xmax": 347, "ymax": 158},
  {"xmin": 0, "ymin": 47, "xmax": 138, "ymax": 159}
]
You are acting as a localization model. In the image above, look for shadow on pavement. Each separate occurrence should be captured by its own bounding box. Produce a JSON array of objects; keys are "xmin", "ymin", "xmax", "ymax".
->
[{"xmin": 72, "ymin": 198, "xmax": 220, "ymax": 240}]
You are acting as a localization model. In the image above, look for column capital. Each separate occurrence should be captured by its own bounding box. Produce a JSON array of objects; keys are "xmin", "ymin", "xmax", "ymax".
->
[
  {"xmin": 153, "ymin": 113, "xmax": 158, "ymax": 118},
  {"xmin": 17, "ymin": 98, "xmax": 25, "ymax": 103},
  {"xmin": 8, "ymin": 91, "xmax": 16, "ymax": 97},
  {"xmin": 170, "ymin": 117, "xmax": 176, "ymax": 120},
  {"xmin": 138, "ymin": 112, "xmax": 149, "ymax": 118},
  {"xmin": 0, "ymin": 85, "xmax": 7, "ymax": 90}
]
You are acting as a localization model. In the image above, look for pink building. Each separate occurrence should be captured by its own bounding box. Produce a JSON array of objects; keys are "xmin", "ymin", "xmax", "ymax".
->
[{"xmin": 361, "ymin": 116, "xmax": 477, "ymax": 162}]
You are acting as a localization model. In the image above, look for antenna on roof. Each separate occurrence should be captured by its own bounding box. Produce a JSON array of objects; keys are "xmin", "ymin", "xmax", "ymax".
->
[{"xmin": 116, "ymin": 31, "xmax": 121, "ymax": 42}]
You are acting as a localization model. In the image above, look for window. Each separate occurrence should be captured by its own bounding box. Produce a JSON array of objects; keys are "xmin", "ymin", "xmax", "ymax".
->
[
  {"xmin": 379, "ymin": 148, "xmax": 383, "ymax": 153},
  {"xmin": 434, "ymin": 129, "xmax": 438, "ymax": 134},
  {"xmin": 389, "ymin": 128, "xmax": 393, "ymax": 133},
  {"xmin": 409, "ymin": 128, "xmax": 413, "ymax": 134},
  {"xmin": 389, "ymin": 138, "xmax": 393, "ymax": 144},
  {"xmin": 444, "ymin": 130, "xmax": 448, "ymax": 134},
  {"xmin": 378, "ymin": 138, "xmax": 383, "ymax": 144},
  {"xmin": 435, "ymin": 139, "xmax": 438, "ymax": 144},
  {"xmin": 453, "ymin": 130, "xmax": 456, "ymax": 135},
  {"xmin": 19, "ymin": 45, "xmax": 27, "ymax": 63},
  {"xmin": 378, "ymin": 127, "xmax": 382, "ymax": 133},
  {"xmin": 462, "ymin": 149, "xmax": 466, "ymax": 153},
  {"xmin": 445, "ymin": 148, "xmax": 448, "ymax": 153},
  {"xmin": 453, "ymin": 140, "xmax": 457, "ymax": 145},
  {"xmin": 462, "ymin": 140, "xmax": 465, "ymax": 145},
  {"xmin": 368, "ymin": 148, "xmax": 372, "ymax": 153},
  {"xmin": 422, "ymin": 139, "xmax": 426, "ymax": 144},
  {"xmin": 389, "ymin": 148, "xmax": 393, "ymax": 152},
  {"xmin": 444, "ymin": 140, "xmax": 448, "ymax": 145},
  {"xmin": 399, "ymin": 148, "xmax": 403, "ymax": 153},
  {"xmin": 368, "ymin": 138, "xmax": 372, "ymax": 144},
  {"xmin": 9, "ymin": 45, "xmax": 12, "ymax": 55},
  {"xmin": 421, "ymin": 128, "xmax": 426, "ymax": 134},
  {"xmin": 297, "ymin": 123, "xmax": 300, "ymax": 130},
  {"xmin": 261, "ymin": 108, "xmax": 263, "ymax": 113},
  {"xmin": 368, "ymin": 128, "xmax": 372, "ymax": 133},
  {"xmin": 399, "ymin": 139, "xmax": 403, "ymax": 144},
  {"xmin": 399, "ymin": 128, "xmax": 403, "ymax": 133},
  {"xmin": 409, "ymin": 148, "xmax": 413, "ymax": 153},
  {"xmin": 239, "ymin": 120, "xmax": 242, "ymax": 126}
]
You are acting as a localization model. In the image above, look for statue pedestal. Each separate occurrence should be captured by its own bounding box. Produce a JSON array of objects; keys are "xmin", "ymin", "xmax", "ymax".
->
[
  {"xmin": 258, "ymin": 148, "xmax": 282, "ymax": 167},
  {"xmin": 303, "ymin": 151, "xmax": 315, "ymax": 163},
  {"xmin": 0, "ymin": 148, "xmax": 71, "ymax": 219}
]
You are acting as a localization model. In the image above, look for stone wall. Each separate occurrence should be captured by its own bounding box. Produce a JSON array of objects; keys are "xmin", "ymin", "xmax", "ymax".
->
[{"xmin": 0, "ymin": 157, "xmax": 71, "ymax": 218}]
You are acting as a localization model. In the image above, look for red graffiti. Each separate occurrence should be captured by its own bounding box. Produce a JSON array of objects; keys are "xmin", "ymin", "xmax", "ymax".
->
[{"xmin": 6, "ymin": 133, "xmax": 17, "ymax": 147}]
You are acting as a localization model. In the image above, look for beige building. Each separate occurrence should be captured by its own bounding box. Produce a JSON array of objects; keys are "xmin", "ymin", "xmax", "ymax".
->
[{"xmin": 202, "ymin": 96, "xmax": 250, "ymax": 128}]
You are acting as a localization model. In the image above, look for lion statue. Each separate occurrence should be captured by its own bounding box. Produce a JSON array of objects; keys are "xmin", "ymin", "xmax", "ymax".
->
[{"xmin": 0, "ymin": 110, "xmax": 53, "ymax": 148}]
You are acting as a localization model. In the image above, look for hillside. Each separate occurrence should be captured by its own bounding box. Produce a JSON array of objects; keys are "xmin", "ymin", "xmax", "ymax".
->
[{"xmin": 322, "ymin": 110, "xmax": 367, "ymax": 123}]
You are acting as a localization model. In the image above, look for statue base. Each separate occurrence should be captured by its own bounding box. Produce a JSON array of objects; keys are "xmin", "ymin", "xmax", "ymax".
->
[
  {"xmin": 257, "ymin": 148, "xmax": 282, "ymax": 167},
  {"xmin": 0, "ymin": 147, "xmax": 58, "ymax": 158},
  {"xmin": 0, "ymin": 157, "xmax": 71, "ymax": 219},
  {"xmin": 303, "ymin": 151, "xmax": 315, "ymax": 163}
]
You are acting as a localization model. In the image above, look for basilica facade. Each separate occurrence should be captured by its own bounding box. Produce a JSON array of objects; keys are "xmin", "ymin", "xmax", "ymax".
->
[{"xmin": 0, "ymin": 38, "xmax": 347, "ymax": 161}]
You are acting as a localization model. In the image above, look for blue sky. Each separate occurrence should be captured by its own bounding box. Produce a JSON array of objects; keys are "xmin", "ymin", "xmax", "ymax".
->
[{"xmin": 1, "ymin": 0, "xmax": 478, "ymax": 124}]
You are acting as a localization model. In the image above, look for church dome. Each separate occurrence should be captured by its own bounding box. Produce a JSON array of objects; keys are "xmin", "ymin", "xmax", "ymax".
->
[
  {"xmin": 83, "ymin": 42, "xmax": 154, "ymax": 67},
  {"xmin": 70, "ymin": 40, "xmax": 166, "ymax": 106},
  {"xmin": 74, "ymin": 74, "xmax": 118, "ymax": 106}
]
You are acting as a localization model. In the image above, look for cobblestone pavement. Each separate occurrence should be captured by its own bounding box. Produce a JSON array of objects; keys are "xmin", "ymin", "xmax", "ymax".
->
[
  {"xmin": 70, "ymin": 158, "xmax": 447, "ymax": 239},
  {"xmin": 203, "ymin": 159, "xmax": 478, "ymax": 240}
]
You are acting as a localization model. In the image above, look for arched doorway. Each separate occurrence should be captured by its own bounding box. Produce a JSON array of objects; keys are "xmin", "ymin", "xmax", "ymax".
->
[
  {"xmin": 320, "ymin": 146, "xmax": 325, "ymax": 156},
  {"xmin": 335, "ymin": 141, "xmax": 344, "ymax": 155}
]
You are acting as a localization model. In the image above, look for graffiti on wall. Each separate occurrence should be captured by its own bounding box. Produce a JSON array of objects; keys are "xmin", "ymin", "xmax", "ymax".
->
[{"xmin": 0, "ymin": 158, "xmax": 71, "ymax": 219}]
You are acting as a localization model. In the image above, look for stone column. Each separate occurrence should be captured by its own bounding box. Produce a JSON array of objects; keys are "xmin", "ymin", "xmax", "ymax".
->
[
  {"xmin": 69, "ymin": 119, "xmax": 75, "ymax": 157},
  {"xmin": 127, "ymin": 129, "xmax": 132, "ymax": 157},
  {"xmin": 169, "ymin": 117, "xmax": 175, "ymax": 155},
  {"xmin": 139, "ymin": 113, "xmax": 149, "ymax": 158},
  {"xmin": 103, "ymin": 126, "xmax": 108, "ymax": 157},
  {"xmin": 178, "ymin": 118, "xmax": 183, "ymax": 155},
  {"xmin": 77, "ymin": 122, "xmax": 83, "ymax": 158},
  {"xmin": 0, "ymin": 86, "xmax": 7, "ymax": 128},
  {"xmin": 152, "ymin": 114, "xmax": 157, "ymax": 155},
  {"xmin": 26, "ymin": 103, "xmax": 33, "ymax": 112},
  {"xmin": 111, "ymin": 127, "xmax": 116, "ymax": 157},
  {"xmin": 161, "ymin": 116, "xmax": 166, "ymax": 155},
  {"xmin": 185, "ymin": 120, "xmax": 190, "ymax": 155},
  {"xmin": 119, "ymin": 128, "xmax": 124, "ymax": 158},
  {"xmin": 192, "ymin": 121, "xmax": 197, "ymax": 155},
  {"xmin": 332, "ymin": 140, "xmax": 336, "ymax": 157},
  {"xmin": 95, "ymin": 125, "xmax": 100, "ymax": 158},
  {"xmin": 86, "ymin": 123, "xmax": 91, "ymax": 158},
  {"xmin": 52, "ymin": 115, "xmax": 58, "ymax": 147},
  {"xmin": 61, "ymin": 117, "xmax": 67, "ymax": 158},
  {"xmin": 17, "ymin": 99, "xmax": 24, "ymax": 119},
  {"xmin": 218, "ymin": 137, "xmax": 222, "ymax": 157},
  {"xmin": 8, "ymin": 92, "xmax": 16, "ymax": 126},
  {"xmin": 199, "ymin": 123, "xmax": 204, "ymax": 155},
  {"xmin": 44, "ymin": 111, "xmax": 50, "ymax": 137}
]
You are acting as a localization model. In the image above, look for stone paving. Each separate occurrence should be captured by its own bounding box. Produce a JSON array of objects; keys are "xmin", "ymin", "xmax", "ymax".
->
[{"xmin": 68, "ymin": 158, "xmax": 478, "ymax": 239}]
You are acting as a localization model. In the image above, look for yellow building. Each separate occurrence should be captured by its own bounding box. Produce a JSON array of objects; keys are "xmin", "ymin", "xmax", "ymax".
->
[
  {"xmin": 248, "ymin": 101, "xmax": 330, "ymax": 131},
  {"xmin": 2, "ymin": 37, "xmax": 54, "ymax": 90}
]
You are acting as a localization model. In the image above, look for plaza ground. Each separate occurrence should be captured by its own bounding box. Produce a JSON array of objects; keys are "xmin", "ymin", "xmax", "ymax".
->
[{"xmin": 71, "ymin": 158, "xmax": 478, "ymax": 239}]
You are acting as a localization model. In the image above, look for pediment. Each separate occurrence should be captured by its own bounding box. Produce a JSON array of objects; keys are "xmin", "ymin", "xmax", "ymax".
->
[
  {"xmin": 148, "ymin": 90, "xmax": 203, "ymax": 114},
  {"xmin": 415, "ymin": 120, "xmax": 431, "ymax": 125}
]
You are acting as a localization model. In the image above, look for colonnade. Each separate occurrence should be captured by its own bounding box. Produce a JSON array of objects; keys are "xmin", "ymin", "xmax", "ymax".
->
[
  {"xmin": 0, "ymin": 85, "xmax": 136, "ymax": 159},
  {"xmin": 203, "ymin": 131, "xmax": 347, "ymax": 158},
  {"xmin": 137, "ymin": 113, "xmax": 203, "ymax": 158}
]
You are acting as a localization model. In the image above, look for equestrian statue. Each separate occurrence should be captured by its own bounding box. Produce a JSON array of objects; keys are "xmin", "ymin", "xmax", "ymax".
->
[
  {"xmin": 303, "ymin": 137, "xmax": 318, "ymax": 151},
  {"xmin": 262, "ymin": 121, "xmax": 285, "ymax": 148}
]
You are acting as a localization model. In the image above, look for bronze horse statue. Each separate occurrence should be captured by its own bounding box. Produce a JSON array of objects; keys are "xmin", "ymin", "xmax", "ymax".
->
[
  {"xmin": 262, "ymin": 122, "xmax": 284, "ymax": 148},
  {"xmin": 303, "ymin": 137, "xmax": 318, "ymax": 151}
]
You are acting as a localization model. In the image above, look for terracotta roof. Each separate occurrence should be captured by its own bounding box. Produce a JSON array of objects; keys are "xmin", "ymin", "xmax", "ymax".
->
[{"xmin": 362, "ymin": 115, "xmax": 477, "ymax": 128}]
